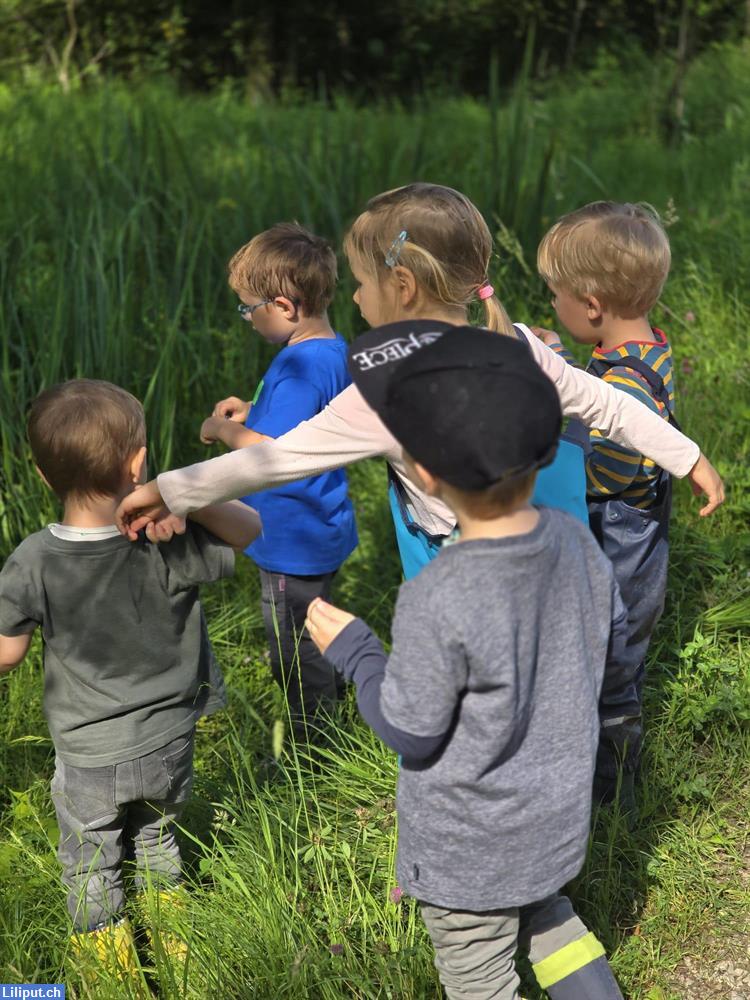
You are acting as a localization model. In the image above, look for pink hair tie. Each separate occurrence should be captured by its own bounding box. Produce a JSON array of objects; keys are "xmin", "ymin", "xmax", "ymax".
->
[{"xmin": 477, "ymin": 281, "xmax": 494, "ymax": 300}]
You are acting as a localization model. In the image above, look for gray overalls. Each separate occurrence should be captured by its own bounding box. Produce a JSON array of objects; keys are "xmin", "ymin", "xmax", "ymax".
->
[{"xmin": 586, "ymin": 355, "xmax": 678, "ymax": 797}]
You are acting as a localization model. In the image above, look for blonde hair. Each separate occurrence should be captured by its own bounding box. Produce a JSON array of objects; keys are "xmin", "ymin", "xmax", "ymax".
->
[
  {"xmin": 537, "ymin": 201, "xmax": 671, "ymax": 318},
  {"xmin": 28, "ymin": 379, "xmax": 146, "ymax": 502},
  {"xmin": 343, "ymin": 183, "xmax": 515, "ymax": 335},
  {"xmin": 228, "ymin": 222, "xmax": 337, "ymax": 317}
]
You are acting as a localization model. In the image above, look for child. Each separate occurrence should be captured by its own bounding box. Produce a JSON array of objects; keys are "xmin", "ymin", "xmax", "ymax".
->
[
  {"xmin": 199, "ymin": 223, "xmax": 358, "ymax": 739},
  {"xmin": 306, "ymin": 323, "xmax": 628, "ymax": 1000},
  {"xmin": 535, "ymin": 201, "xmax": 677, "ymax": 806},
  {"xmin": 117, "ymin": 185, "xmax": 723, "ymax": 567},
  {"xmin": 0, "ymin": 379, "xmax": 260, "ymax": 978}
]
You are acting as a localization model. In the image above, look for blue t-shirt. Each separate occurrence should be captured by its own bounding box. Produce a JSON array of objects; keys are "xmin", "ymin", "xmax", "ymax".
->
[{"xmin": 241, "ymin": 335, "xmax": 358, "ymax": 575}]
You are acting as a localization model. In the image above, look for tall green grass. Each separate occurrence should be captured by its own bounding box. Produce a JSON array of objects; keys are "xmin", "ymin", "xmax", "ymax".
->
[{"xmin": 0, "ymin": 42, "xmax": 748, "ymax": 998}]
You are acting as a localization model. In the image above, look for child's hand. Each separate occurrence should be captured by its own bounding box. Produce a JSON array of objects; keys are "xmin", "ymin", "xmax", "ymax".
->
[
  {"xmin": 212, "ymin": 396, "xmax": 251, "ymax": 423},
  {"xmin": 688, "ymin": 452, "xmax": 725, "ymax": 516},
  {"xmin": 530, "ymin": 326, "xmax": 563, "ymax": 347},
  {"xmin": 200, "ymin": 416, "xmax": 224, "ymax": 445},
  {"xmin": 305, "ymin": 598, "xmax": 355, "ymax": 655},
  {"xmin": 116, "ymin": 480, "xmax": 170, "ymax": 540},
  {"xmin": 145, "ymin": 515, "xmax": 187, "ymax": 543}
]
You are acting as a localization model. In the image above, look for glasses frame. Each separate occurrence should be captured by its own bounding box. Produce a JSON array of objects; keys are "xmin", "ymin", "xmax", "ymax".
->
[{"xmin": 237, "ymin": 298, "xmax": 273, "ymax": 318}]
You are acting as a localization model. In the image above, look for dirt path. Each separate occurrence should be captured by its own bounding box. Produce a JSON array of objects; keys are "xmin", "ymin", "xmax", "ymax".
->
[{"xmin": 666, "ymin": 835, "xmax": 750, "ymax": 1000}]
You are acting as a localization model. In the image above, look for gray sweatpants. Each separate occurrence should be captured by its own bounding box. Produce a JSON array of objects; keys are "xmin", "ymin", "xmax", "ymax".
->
[
  {"xmin": 51, "ymin": 730, "xmax": 195, "ymax": 932},
  {"xmin": 259, "ymin": 568, "xmax": 343, "ymax": 736},
  {"xmin": 421, "ymin": 893, "xmax": 605, "ymax": 999}
]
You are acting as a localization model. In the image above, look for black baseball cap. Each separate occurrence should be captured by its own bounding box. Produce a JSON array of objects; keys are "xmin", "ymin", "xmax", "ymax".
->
[{"xmin": 348, "ymin": 320, "xmax": 562, "ymax": 490}]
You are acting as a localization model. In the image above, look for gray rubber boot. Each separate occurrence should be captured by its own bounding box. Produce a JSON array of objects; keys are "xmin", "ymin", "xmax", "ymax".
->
[{"xmin": 544, "ymin": 954, "xmax": 625, "ymax": 999}]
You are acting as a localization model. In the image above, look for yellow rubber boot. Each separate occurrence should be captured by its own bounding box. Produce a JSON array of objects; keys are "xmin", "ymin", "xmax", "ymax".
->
[
  {"xmin": 70, "ymin": 917, "xmax": 147, "ymax": 997},
  {"xmin": 136, "ymin": 887, "xmax": 190, "ymax": 963}
]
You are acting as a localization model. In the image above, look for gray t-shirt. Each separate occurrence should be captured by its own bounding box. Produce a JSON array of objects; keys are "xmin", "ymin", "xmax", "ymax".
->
[
  {"xmin": 0, "ymin": 524, "xmax": 233, "ymax": 767},
  {"xmin": 379, "ymin": 507, "xmax": 623, "ymax": 911}
]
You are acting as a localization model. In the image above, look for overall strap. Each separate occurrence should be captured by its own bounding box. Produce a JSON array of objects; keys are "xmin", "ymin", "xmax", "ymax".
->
[
  {"xmin": 587, "ymin": 355, "xmax": 676, "ymax": 508},
  {"xmin": 387, "ymin": 465, "xmax": 447, "ymax": 545},
  {"xmin": 587, "ymin": 355, "xmax": 680, "ymax": 431}
]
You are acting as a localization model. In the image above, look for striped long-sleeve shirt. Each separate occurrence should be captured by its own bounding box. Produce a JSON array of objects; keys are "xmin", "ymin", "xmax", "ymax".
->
[{"xmin": 551, "ymin": 329, "xmax": 675, "ymax": 509}]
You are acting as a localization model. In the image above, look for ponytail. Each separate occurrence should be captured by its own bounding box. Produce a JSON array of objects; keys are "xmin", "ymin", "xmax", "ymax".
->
[{"xmin": 483, "ymin": 294, "xmax": 515, "ymax": 337}]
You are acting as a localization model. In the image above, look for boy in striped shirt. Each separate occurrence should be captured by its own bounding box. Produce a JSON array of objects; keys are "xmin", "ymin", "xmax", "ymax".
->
[{"xmin": 533, "ymin": 202, "xmax": 676, "ymax": 812}]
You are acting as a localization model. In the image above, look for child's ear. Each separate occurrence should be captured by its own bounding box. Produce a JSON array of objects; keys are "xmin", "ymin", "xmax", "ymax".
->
[
  {"xmin": 412, "ymin": 461, "xmax": 441, "ymax": 496},
  {"xmin": 585, "ymin": 295, "xmax": 604, "ymax": 321},
  {"xmin": 130, "ymin": 446, "xmax": 147, "ymax": 484},
  {"xmin": 34, "ymin": 465, "xmax": 52, "ymax": 490},
  {"xmin": 393, "ymin": 265, "xmax": 418, "ymax": 308},
  {"xmin": 275, "ymin": 296, "xmax": 300, "ymax": 320}
]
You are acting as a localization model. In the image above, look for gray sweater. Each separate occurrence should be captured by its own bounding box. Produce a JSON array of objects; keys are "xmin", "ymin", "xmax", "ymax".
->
[{"xmin": 326, "ymin": 508, "xmax": 629, "ymax": 911}]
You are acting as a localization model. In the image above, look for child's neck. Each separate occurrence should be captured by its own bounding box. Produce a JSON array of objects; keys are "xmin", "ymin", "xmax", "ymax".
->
[
  {"xmin": 407, "ymin": 303, "xmax": 469, "ymax": 327},
  {"xmin": 287, "ymin": 313, "xmax": 336, "ymax": 346},
  {"xmin": 454, "ymin": 502, "xmax": 540, "ymax": 542},
  {"xmin": 62, "ymin": 491, "xmax": 127, "ymax": 528},
  {"xmin": 596, "ymin": 315, "xmax": 656, "ymax": 353}
]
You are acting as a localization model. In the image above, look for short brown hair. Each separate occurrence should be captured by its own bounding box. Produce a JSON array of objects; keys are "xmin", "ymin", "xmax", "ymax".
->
[
  {"xmin": 537, "ymin": 201, "xmax": 671, "ymax": 318},
  {"xmin": 28, "ymin": 379, "xmax": 146, "ymax": 502},
  {"xmin": 228, "ymin": 222, "xmax": 337, "ymax": 317},
  {"xmin": 457, "ymin": 469, "xmax": 538, "ymax": 518}
]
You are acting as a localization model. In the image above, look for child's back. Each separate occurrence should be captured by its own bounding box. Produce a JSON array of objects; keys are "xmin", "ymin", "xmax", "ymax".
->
[
  {"xmin": 0, "ymin": 378, "xmax": 259, "ymax": 980},
  {"xmin": 308, "ymin": 325, "xmax": 627, "ymax": 999},
  {"xmin": 0, "ymin": 524, "xmax": 230, "ymax": 765},
  {"xmin": 537, "ymin": 201, "xmax": 677, "ymax": 806},
  {"xmin": 585, "ymin": 331, "xmax": 675, "ymax": 508},
  {"xmin": 383, "ymin": 506, "xmax": 620, "ymax": 910}
]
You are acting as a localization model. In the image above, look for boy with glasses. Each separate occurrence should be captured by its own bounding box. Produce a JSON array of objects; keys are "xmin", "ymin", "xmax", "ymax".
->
[{"xmin": 199, "ymin": 223, "xmax": 358, "ymax": 744}]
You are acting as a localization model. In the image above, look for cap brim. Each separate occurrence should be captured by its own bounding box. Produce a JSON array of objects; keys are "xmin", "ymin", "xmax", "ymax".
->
[{"xmin": 347, "ymin": 320, "xmax": 455, "ymax": 416}]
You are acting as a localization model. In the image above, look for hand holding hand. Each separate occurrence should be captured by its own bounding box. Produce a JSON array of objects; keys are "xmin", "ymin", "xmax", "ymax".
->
[
  {"xmin": 145, "ymin": 515, "xmax": 187, "ymax": 543},
  {"xmin": 687, "ymin": 452, "xmax": 725, "ymax": 516},
  {"xmin": 305, "ymin": 598, "xmax": 355, "ymax": 655},
  {"xmin": 529, "ymin": 326, "xmax": 563, "ymax": 347},
  {"xmin": 212, "ymin": 396, "xmax": 251, "ymax": 423},
  {"xmin": 116, "ymin": 480, "xmax": 170, "ymax": 540}
]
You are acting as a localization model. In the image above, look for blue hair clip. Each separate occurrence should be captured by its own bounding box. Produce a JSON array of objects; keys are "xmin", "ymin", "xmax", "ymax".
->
[{"xmin": 385, "ymin": 230, "xmax": 408, "ymax": 268}]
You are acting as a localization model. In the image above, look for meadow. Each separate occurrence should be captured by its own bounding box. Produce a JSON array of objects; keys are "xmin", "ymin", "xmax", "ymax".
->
[{"xmin": 0, "ymin": 41, "xmax": 748, "ymax": 999}]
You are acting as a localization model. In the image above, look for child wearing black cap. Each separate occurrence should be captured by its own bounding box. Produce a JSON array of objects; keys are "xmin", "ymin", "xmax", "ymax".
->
[{"xmin": 306, "ymin": 322, "xmax": 631, "ymax": 1000}]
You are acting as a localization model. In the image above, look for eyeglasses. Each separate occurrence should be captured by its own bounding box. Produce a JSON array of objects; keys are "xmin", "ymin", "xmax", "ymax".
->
[
  {"xmin": 237, "ymin": 296, "xmax": 300, "ymax": 318},
  {"xmin": 237, "ymin": 299, "xmax": 272, "ymax": 318}
]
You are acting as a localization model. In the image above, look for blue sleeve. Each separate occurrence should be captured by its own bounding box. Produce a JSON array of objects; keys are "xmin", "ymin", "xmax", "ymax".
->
[
  {"xmin": 249, "ymin": 376, "xmax": 324, "ymax": 438},
  {"xmin": 325, "ymin": 618, "xmax": 448, "ymax": 762}
]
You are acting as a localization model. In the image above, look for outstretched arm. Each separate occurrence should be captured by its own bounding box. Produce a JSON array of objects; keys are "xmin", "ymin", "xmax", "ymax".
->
[
  {"xmin": 520, "ymin": 324, "xmax": 724, "ymax": 515},
  {"xmin": 116, "ymin": 383, "xmax": 397, "ymax": 536},
  {"xmin": 189, "ymin": 501, "xmax": 261, "ymax": 552},
  {"xmin": 306, "ymin": 599, "xmax": 448, "ymax": 761}
]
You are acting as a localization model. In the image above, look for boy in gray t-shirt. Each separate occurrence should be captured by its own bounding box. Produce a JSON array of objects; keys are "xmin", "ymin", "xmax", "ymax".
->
[
  {"xmin": 306, "ymin": 324, "xmax": 632, "ymax": 1000},
  {"xmin": 0, "ymin": 379, "xmax": 260, "ymax": 981}
]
